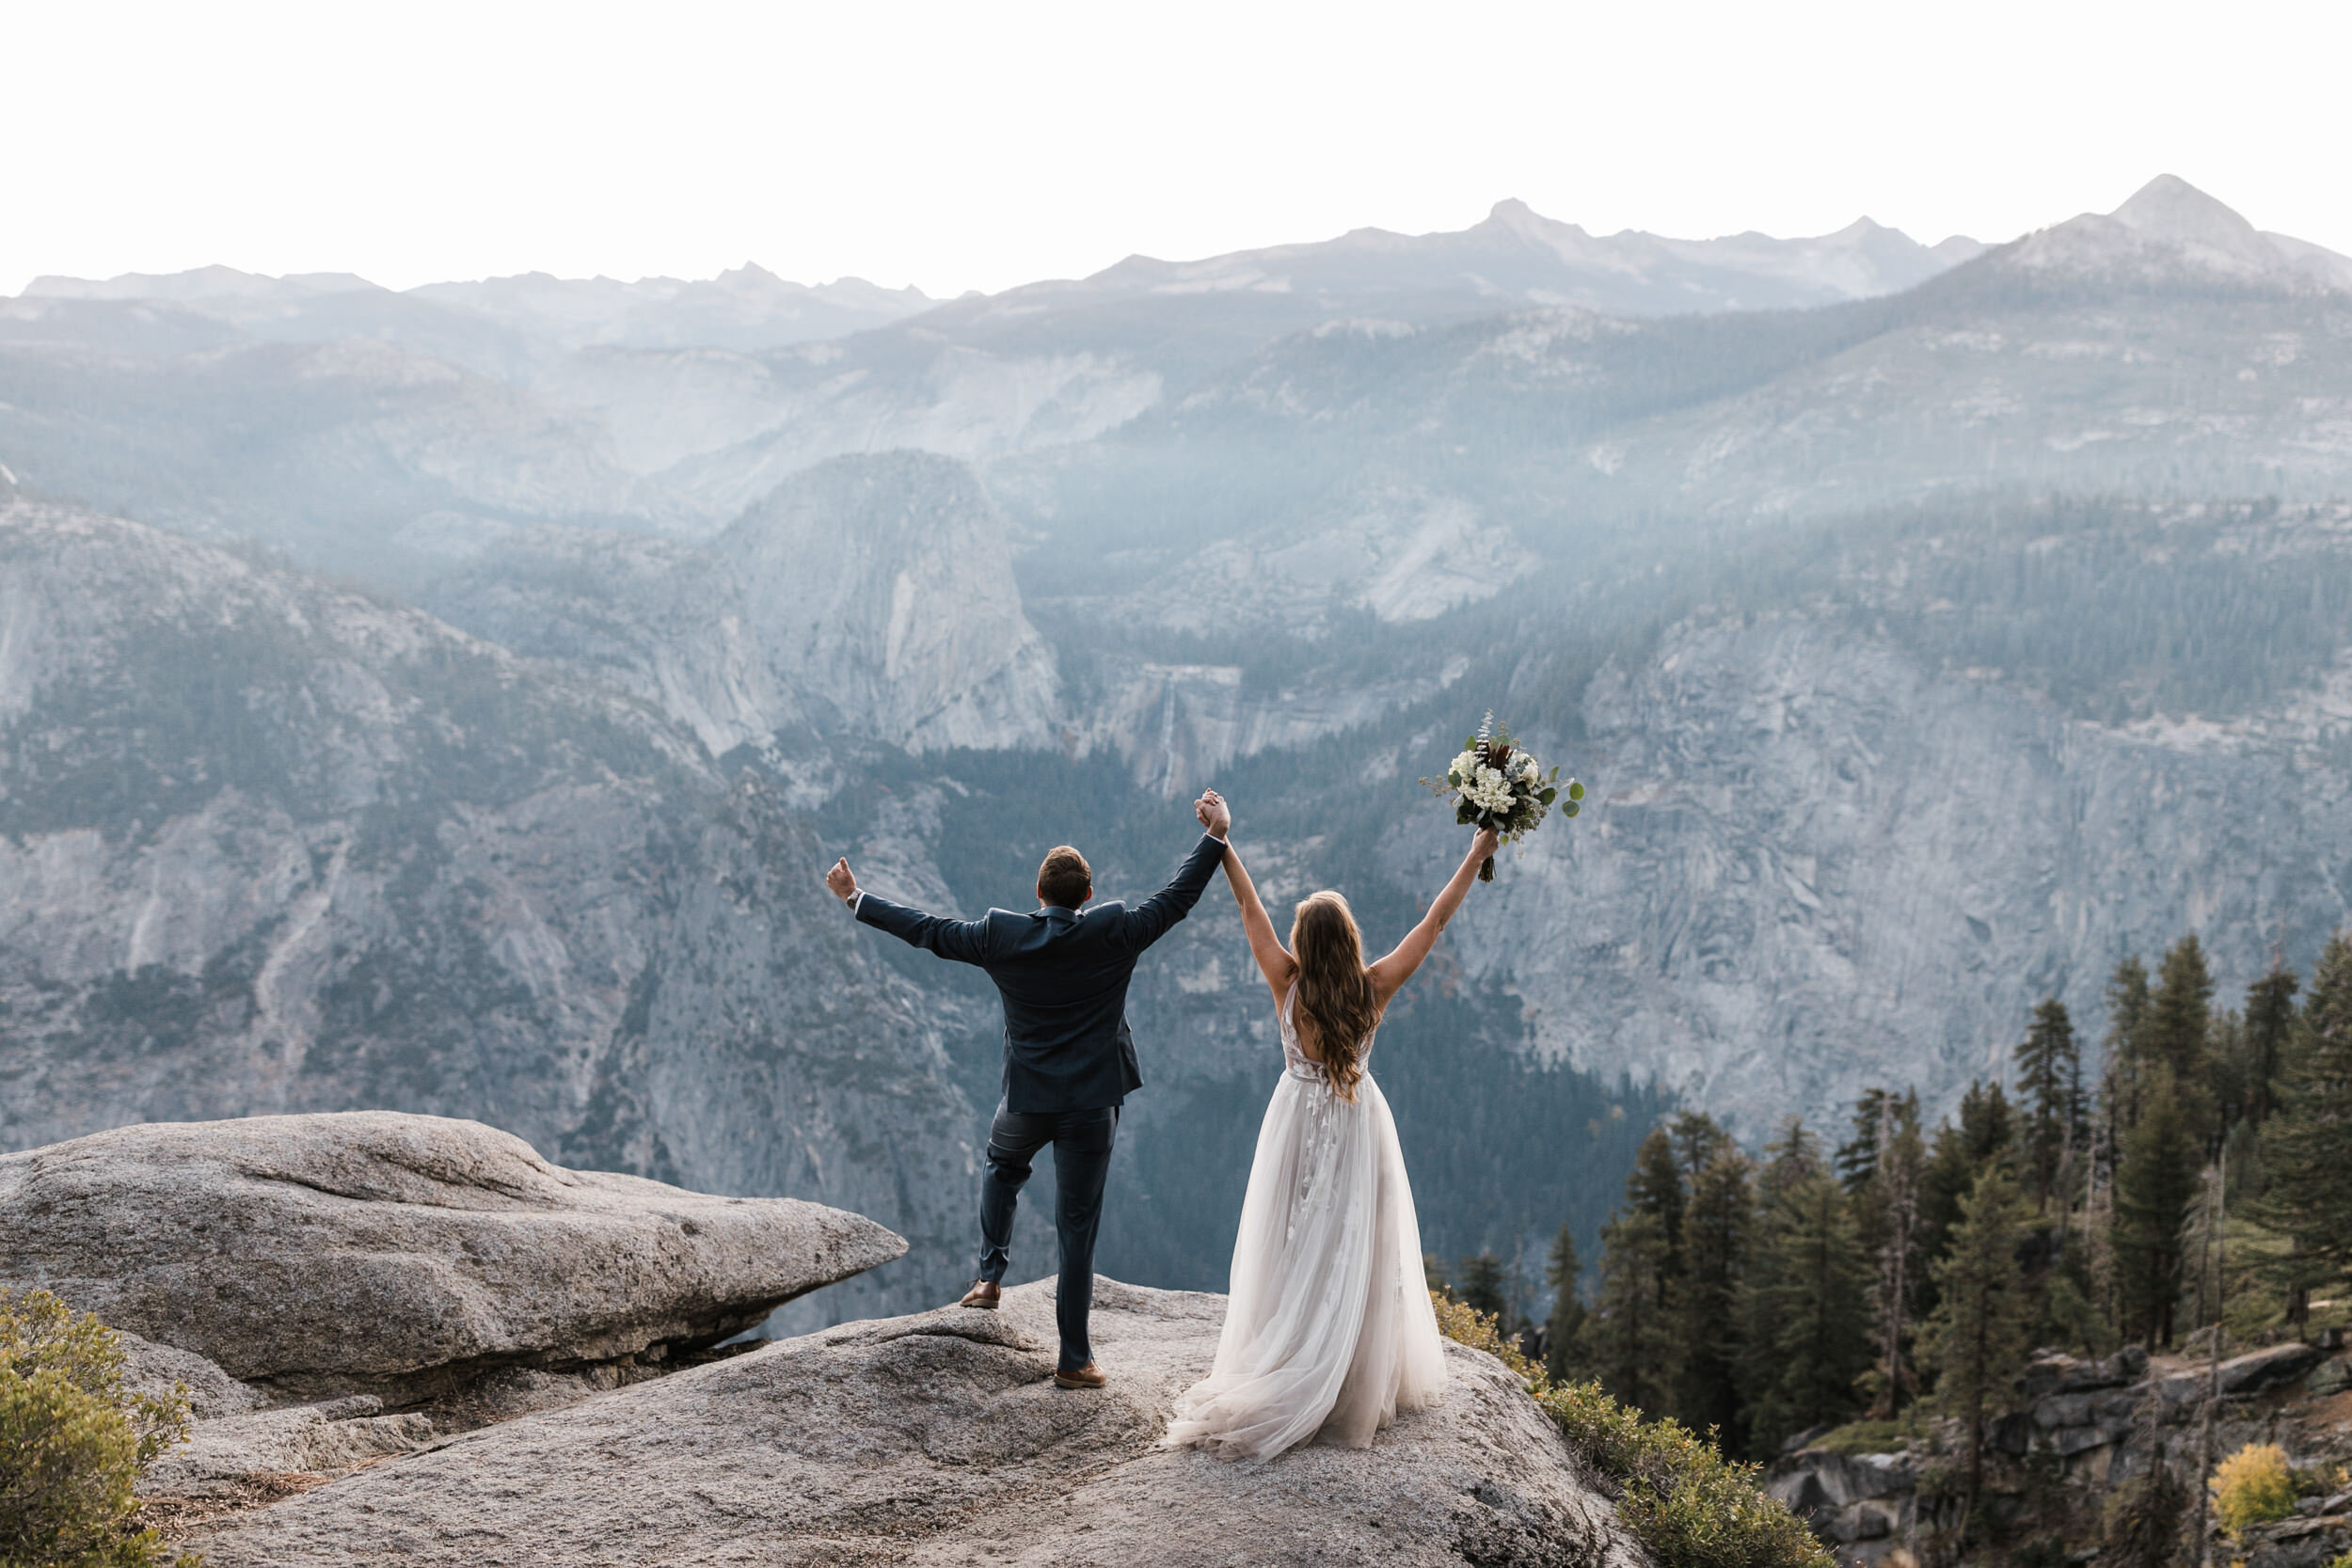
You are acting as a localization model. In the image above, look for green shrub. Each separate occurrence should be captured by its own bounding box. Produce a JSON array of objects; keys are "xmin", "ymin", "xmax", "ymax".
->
[
  {"xmin": 1433, "ymin": 1292, "xmax": 1832, "ymax": 1568},
  {"xmin": 0, "ymin": 1288, "xmax": 199, "ymax": 1567},
  {"xmin": 2211, "ymin": 1442, "xmax": 2297, "ymax": 1538}
]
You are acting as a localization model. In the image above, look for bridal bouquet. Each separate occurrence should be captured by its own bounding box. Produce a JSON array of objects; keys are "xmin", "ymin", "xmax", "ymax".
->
[{"xmin": 1422, "ymin": 714, "xmax": 1581, "ymax": 880}]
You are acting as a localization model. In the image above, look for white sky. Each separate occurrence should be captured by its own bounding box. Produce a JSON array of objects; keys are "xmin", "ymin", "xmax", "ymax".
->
[{"xmin": 7, "ymin": 0, "xmax": 2348, "ymax": 298}]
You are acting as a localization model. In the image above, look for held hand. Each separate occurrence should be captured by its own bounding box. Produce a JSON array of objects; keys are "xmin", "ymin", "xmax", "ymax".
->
[
  {"xmin": 1195, "ymin": 787, "xmax": 1232, "ymax": 838},
  {"xmin": 1470, "ymin": 828, "xmax": 1501, "ymax": 865},
  {"xmin": 825, "ymin": 857, "xmax": 858, "ymax": 902}
]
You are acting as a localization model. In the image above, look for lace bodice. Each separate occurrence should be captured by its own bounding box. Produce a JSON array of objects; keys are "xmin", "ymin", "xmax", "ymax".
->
[{"xmin": 1279, "ymin": 986, "xmax": 1377, "ymax": 1084}]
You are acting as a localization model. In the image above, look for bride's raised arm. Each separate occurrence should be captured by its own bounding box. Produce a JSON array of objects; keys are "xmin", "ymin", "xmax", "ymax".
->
[
  {"xmin": 1367, "ymin": 827, "xmax": 1500, "ymax": 1007},
  {"xmin": 1199, "ymin": 791, "xmax": 1295, "ymax": 1005}
]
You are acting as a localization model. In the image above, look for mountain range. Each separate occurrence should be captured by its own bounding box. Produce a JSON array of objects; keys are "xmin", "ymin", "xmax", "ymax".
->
[{"xmin": 3, "ymin": 175, "xmax": 2348, "ymax": 1315}]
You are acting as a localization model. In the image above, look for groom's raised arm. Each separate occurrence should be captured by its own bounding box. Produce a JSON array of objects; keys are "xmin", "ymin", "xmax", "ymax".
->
[
  {"xmin": 827, "ymin": 858, "xmax": 993, "ymax": 965},
  {"xmin": 1117, "ymin": 830, "xmax": 1227, "ymax": 955},
  {"xmin": 852, "ymin": 893, "xmax": 995, "ymax": 965}
]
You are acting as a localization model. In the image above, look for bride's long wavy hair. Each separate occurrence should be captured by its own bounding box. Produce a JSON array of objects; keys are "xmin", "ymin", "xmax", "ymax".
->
[{"xmin": 1289, "ymin": 892, "xmax": 1381, "ymax": 1101}]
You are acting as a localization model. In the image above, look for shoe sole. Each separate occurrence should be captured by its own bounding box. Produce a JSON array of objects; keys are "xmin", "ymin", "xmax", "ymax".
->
[
  {"xmin": 1053, "ymin": 1374, "xmax": 1107, "ymax": 1389},
  {"xmin": 960, "ymin": 1297, "xmax": 999, "ymax": 1310}
]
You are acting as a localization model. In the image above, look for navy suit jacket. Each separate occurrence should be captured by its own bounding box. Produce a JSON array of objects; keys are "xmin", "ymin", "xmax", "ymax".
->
[{"xmin": 852, "ymin": 832, "xmax": 1227, "ymax": 1113}]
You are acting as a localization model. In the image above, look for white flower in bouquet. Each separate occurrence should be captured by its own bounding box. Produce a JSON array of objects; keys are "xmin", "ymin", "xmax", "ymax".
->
[{"xmin": 1418, "ymin": 712, "xmax": 1585, "ymax": 881}]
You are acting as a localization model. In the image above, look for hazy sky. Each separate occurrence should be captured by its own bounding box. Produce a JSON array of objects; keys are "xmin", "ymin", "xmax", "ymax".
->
[{"xmin": 8, "ymin": 0, "xmax": 2347, "ymax": 298}]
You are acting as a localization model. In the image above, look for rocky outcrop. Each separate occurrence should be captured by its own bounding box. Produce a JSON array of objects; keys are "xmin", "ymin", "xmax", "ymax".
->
[
  {"xmin": 187, "ymin": 1277, "xmax": 1643, "ymax": 1568},
  {"xmin": 1767, "ymin": 1345, "xmax": 2352, "ymax": 1566},
  {"xmin": 119, "ymin": 1330, "xmax": 271, "ymax": 1421},
  {"xmin": 144, "ymin": 1396, "xmax": 437, "ymax": 1499},
  {"xmin": 0, "ymin": 1111, "xmax": 904, "ymax": 1400}
]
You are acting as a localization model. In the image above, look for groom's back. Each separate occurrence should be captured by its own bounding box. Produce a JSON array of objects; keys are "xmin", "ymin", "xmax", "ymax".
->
[
  {"xmin": 980, "ymin": 902, "xmax": 1147, "ymax": 1113},
  {"xmin": 851, "ymin": 830, "xmax": 1226, "ymax": 1114}
]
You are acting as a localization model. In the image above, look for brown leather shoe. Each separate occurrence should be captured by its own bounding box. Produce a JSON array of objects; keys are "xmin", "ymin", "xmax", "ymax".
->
[
  {"xmin": 958, "ymin": 1280, "xmax": 1001, "ymax": 1310},
  {"xmin": 1053, "ymin": 1361, "xmax": 1108, "ymax": 1389}
]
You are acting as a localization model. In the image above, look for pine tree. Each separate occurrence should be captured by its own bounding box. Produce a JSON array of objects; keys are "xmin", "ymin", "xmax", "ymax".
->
[
  {"xmin": 2177, "ymin": 1164, "xmax": 2227, "ymax": 1347},
  {"xmin": 2256, "ymin": 933, "xmax": 2352, "ymax": 1307},
  {"xmin": 1670, "ymin": 1110, "xmax": 1735, "ymax": 1187},
  {"xmin": 2018, "ymin": 1000, "xmax": 2081, "ymax": 1212},
  {"xmin": 1544, "ymin": 1224, "xmax": 1588, "ymax": 1385},
  {"xmin": 2242, "ymin": 963, "xmax": 2301, "ymax": 1130},
  {"xmin": 1867, "ymin": 1110, "xmax": 1926, "ymax": 1417},
  {"xmin": 1674, "ymin": 1147, "xmax": 1754, "ymax": 1449},
  {"xmin": 2208, "ymin": 1009, "xmax": 2251, "ymax": 1132},
  {"xmin": 1919, "ymin": 1165, "xmax": 2031, "ymax": 1523},
  {"xmin": 1740, "ymin": 1160, "xmax": 1869, "ymax": 1447},
  {"xmin": 1959, "ymin": 1078, "xmax": 2016, "ymax": 1169},
  {"xmin": 1458, "ymin": 1251, "xmax": 1511, "ymax": 1328},
  {"xmin": 1627, "ymin": 1126, "xmax": 1688, "ymax": 1281},
  {"xmin": 2105, "ymin": 955, "xmax": 2153, "ymax": 1135},
  {"xmin": 2115, "ymin": 1066, "xmax": 2202, "ymax": 1347},
  {"xmin": 1915, "ymin": 1117, "xmax": 1979, "ymax": 1314},
  {"xmin": 2083, "ymin": 1151, "xmax": 2119, "ymax": 1342},
  {"xmin": 1837, "ymin": 1088, "xmax": 1895, "ymax": 1191},
  {"xmin": 2144, "ymin": 936, "xmax": 2217, "ymax": 1145},
  {"xmin": 1591, "ymin": 1208, "xmax": 1677, "ymax": 1416},
  {"xmin": 1755, "ymin": 1118, "xmax": 1823, "ymax": 1206},
  {"xmin": 2146, "ymin": 936, "xmax": 2216, "ymax": 1085}
]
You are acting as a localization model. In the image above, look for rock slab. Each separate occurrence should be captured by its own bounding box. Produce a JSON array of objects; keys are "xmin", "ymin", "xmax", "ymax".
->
[
  {"xmin": 0, "ymin": 1111, "xmax": 904, "ymax": 1398},
  {"xmin": 191, "ymin": 1278, "xmax": 1644, "ymax": 1568}
]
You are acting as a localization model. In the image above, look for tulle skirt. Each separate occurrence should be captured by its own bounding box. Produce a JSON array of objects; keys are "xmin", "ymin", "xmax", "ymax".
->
[{"xmin": 1163, "ymin": 1070, "xmax": 1448, "ymax": 1459}]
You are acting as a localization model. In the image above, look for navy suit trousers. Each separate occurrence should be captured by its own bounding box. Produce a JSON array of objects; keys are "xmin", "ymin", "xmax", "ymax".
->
[{"xmin": 977, "ymin": 1101, "xmax": 1117, "ymax": 1372}]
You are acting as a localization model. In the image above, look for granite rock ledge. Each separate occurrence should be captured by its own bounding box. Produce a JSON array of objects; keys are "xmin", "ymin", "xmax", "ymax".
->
[
  {"xmin": 0, "ymin": 1110, "xmax": 906, "ymax": 1402},
  {"xmin": 190, "ymin": 1277, "xmax": 1645, "ymax": 1568}
]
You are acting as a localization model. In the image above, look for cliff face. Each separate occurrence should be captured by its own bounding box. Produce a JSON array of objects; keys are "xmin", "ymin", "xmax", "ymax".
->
[
  {"xmin": 0, "ymin": 499, "xmax": 975, "ymax": 1325},
  {"xmin": 1456, "ymin": 609, "xmax": 2352, "ymax": 1134},
  {"xmin": 420, "ymin": 451, "xmax": 1060, "ymax": 759},
  {"xmin": 1766, "ymin": 1344, "xmax": 2352, "ymax": 1568}
]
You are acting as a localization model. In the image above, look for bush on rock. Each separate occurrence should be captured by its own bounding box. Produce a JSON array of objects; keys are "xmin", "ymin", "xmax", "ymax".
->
[
  {"xmin": 2211, "ymin": 1442, "xmax": 2297, "ymax": 1538},
  {"xmin": 0, "ymin": 1289, "xmax": 199, "ymax": 1568},
  {"xmin": 1432, "ymin": 1292, "xmax": 1832, "ymax": 1568}
]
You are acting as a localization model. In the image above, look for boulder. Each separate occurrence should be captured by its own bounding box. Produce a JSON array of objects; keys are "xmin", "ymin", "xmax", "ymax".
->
[
  {"xmin": 119, "ymin": 1332, "xmax": 270, "ymax": 1421},
  {"xmin": 2218, "ymin": 1342, "xmax": 2326, "ymax": 1394},
  {"xmin": 0, "ymin": 1112, "xmax": 904, "ymax": 1399},
  {"xmin": 2020, "ymin": 1351, "xmax": 2130, "ymax": 1399},
  {"xmin": 142, "ymin": 1396, "xmax": 437, "ymax": 1498},
  {"xmin": 188, "ymin": 1278, "xmax": 1645, "ymax": 1568}
]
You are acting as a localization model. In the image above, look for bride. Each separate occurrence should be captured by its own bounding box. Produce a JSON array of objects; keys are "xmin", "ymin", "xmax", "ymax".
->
[{"xmin": 1165, "ymin": 791, "xmax": 1501, "ymax": 1459}]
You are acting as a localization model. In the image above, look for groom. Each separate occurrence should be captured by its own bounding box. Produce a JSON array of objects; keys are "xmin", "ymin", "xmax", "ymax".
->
[{"xmin": 823, "ymin": 790, "xmax": 1232, "ymax": 1389}]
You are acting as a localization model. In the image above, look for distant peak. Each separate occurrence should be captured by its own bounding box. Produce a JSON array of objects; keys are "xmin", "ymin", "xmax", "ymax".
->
[
  {"xmin": 2109, "ymin": 174, "xmax": 2262, "ymax": 245},
  {"xmin": 1488, "ymin": 198, "xmax": 1538, "ymax": 221}
]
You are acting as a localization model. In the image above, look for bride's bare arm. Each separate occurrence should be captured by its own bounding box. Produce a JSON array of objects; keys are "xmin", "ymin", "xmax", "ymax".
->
[
  {"xmin": 1218, "ymin": 840, "xmax": 1295, "ymax": 1005},
  {"xmin": 1367, "ymin": 828, "xmax": 1500, "ymax": 1006}
]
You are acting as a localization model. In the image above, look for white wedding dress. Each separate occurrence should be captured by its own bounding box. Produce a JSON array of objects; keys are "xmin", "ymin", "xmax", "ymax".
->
[{"xmin": 1163, "ymin": 987, "xmax": 1448, "ymax": 1458}]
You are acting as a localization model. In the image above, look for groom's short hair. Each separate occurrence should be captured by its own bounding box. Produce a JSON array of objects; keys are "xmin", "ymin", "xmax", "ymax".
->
[{"xmin": 1037, "ymin": 846, "xmax": 1092, "ymax": 908}]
